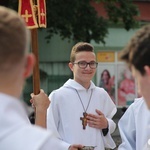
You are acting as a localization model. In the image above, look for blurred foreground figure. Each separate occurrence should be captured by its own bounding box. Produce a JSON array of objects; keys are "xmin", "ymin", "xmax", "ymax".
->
[
  {"xmin": 0, "ymin": 6, "xmax": 79, "ymax": 150},
  {"xmin": 119, "ymin": 24, "xmax": 150, "ymax": 150}
]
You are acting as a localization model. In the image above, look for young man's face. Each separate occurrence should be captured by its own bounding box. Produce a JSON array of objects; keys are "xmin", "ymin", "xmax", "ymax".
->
[
  {"xmin": 132, "ymin": 65, "xmax": 150, "ymax": 109},
  {"xmin": 69, "ymin": 51, "xmax": 97, "ymax": 87}
]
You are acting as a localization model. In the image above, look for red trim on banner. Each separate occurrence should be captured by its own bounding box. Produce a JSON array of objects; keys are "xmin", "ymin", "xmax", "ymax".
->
[
  {"xmin": 18, "ymin": 0, "xmax": 38, "ymax": 29},
  {"xmin": 37, "ymin": 0, "xmax": 47, "ymax": 28}
]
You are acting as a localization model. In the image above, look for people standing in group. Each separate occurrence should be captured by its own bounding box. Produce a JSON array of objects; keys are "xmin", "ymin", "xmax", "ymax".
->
[
  {"xmin": 47, "ymin": 42, "xmax": 117, "ymax": 150},
  {"xmin": 119, "ymin": 24, "xmax": 150, "ymax": 150},
  {"xmin": 0, "ymin": 6, "xmax": 82, "ymax": 150}
]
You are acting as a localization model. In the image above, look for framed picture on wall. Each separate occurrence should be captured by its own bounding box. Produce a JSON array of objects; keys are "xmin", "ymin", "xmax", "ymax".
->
[
  {"xmin": 117, "ymin": 63, "xmax": 137, "ymax": 106},
  {"xmin": 97, "ymin": 63, "xmax": 116, "ymax": 104}
]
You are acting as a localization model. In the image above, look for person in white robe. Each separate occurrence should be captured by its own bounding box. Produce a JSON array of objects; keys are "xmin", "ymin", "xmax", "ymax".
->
[
  {"xmin": 118, "ymin": 97, "xmax": 150, "ymax": 150},
  {"xmin": 0, "ymin": 6, "xmax": 79, "ymax": 150},
  {"xmin": 47, "ymin": 42, "xmax": 117, "ymax": 150},
  {"xmin": 0, "ymin": 93, "xmax": 70, "ymax": 150},
  {"xmin": 118, "ymin": 24, "xmax": 150, "ymax": 150}
]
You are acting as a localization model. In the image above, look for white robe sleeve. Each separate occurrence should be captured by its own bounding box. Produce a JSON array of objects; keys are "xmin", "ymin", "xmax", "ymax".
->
[
  {"xmin": 100, "ymin": 89, "xmax": 117, "ymax": 149},
  {"xmin": 47, "ymin": 92, "xmax": 70, "ymax": 149},
  {"xmin": 118, "ymin": 104, "xmax": 136, "ymax": 150},
  {"xmin": 102, "ymin": 118, "xmax": 116, "ymax": 148}
]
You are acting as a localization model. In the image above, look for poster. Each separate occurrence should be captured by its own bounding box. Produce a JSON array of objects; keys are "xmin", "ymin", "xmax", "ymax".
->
[
  {"xmin": 96, "ymin": 51, "xmax": 137, "ymax": 106},
  {"xmin": 117, "ymin": 64, "xmax": 136, "ymax": 106},
  {"xmin": 97, "ymin": 64, "xmax": 116, "ymax": 104}
]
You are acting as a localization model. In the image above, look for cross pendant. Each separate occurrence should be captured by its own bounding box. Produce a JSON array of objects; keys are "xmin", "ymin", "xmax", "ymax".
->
[{"xmin": 80, "ymin": 112, "xmax": 88, "ymax": 129}]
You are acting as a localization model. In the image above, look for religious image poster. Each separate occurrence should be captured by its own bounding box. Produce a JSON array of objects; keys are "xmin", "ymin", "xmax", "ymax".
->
[
  {"xmin": 97, "ymin": 63, "xmax": 116, "ymax": 104},
  {"xmin": 117, "ymin": 63, "xmax": 137, "ymax": 106}
]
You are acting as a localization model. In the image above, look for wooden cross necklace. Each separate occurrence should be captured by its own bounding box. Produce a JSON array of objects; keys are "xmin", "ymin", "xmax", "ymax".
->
[{"xmin": 75, "ymin": 89, "xmax": 93, "ymax": 129}]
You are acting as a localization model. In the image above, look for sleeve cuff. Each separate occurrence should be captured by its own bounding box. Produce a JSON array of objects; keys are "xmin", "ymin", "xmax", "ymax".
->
[{"xmin": 102, "ymin": 126, "xmax": 109, "ymax": 136}]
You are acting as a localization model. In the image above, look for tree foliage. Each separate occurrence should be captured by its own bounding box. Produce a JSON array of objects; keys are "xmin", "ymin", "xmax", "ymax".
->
[
  {"xmin": 46, "ymin": 0, "xmax": 139, "ymax": 44},
  {"xmin": 46, "ymin": 0, "xmax": 108, "ymax": 43},
  {"xmin": 99, "ymin": 0, "xmax": 139, "ymax": 30},
  {"xmin": 1, "ymin": 0, "xmax": 139, "ymax": 44}
]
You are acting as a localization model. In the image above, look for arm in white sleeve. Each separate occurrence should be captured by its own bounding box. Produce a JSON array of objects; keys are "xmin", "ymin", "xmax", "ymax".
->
[{"xmin": 118, "ymin": 105, "xmax": 136, "ymax": 150}]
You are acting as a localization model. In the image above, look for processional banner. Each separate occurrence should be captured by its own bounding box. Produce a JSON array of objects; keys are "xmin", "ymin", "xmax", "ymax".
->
[{"xmin": 18, "ymin": 0, "xmax": 46, "ymax": 29}]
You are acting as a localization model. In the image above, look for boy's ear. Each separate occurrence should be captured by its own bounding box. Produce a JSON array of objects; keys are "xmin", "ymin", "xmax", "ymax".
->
[
  {"xmin": 68, "ymin": 62, "xmax": 74, "ymax": 71},
  {"xmin": 144, "ymin": 65, "xmax": 150, "ymax": 76},
  {"xmin": 24, "ymin": 54, "xmax": 35, "ymax": 78}
]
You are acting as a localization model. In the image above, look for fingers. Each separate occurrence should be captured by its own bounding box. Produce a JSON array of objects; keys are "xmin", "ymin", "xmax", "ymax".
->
[
  {"xmin": 87, "ymin": 110, "xmax": 104, "ymax": 120},
  {"xmin": 30, "ymin": 99, "xmax": 33, "ymax": 103},
  {"xmin": 86, "ymin": 117, "xmax": 99, "ymax": 128},
  {"xmin": 30, "ymin": 89, "xmax": 46, "ymax": 98},
  {"xmin": 30, "ymin": 93, "xmax": 34, "ymax": 98},
  {"xmin": 40, "ymin": 89, "xmax": 44, "ymax": 93},
  {"xmin": 30, "ymin": 89, "xmax": 50, "ymax": 109},
  {"xmin": 69, "ymin": 144, "xmax": 83, "ymax": 150},
  {"xmin": 95, "ymin": 109, "xmax": 104, "ymax": 116},
  {"xmin": 87, "ymin": 114, "xmax": 98, "ymax": 128},
  {"xmin": 39, "ymin": 89, "xmax": 48, "ymax": 98},
  {"xmin": 86, "ymin": 109, "xmax": 107, "ymax": 129},
  {"xmin": 31, "ymin": 103, "xmax": 35, "ymax": 109}
]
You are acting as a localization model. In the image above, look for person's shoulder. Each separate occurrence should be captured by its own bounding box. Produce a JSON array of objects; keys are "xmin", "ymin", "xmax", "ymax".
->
[
  {"xmin": 129, "ymin": 97, "xmax": 145, "ymax": 110},
  {"xmin": 133, "ymin": 97, "xmax": 144, "ymax": 106},
  {"xmin": 95, "ymin": 86, "xmax": 110, "ymax": 96},
  {"xmin": 49, "ymin": 85, "xmax": 74, "ymax": 101},
  {"xmin": 7, "ymin": 124, "xmax": 53, "ymax": 150},
  {"xmin": 25, "ymin": 124, "xmax": 51, "ymax": 135},
  {"xmin": 95, "ymin": 86, "xmax": 106, "ymax": 92},
  {"xmin": 26, "ymin": 124, "xmax": 55, "ymax": 142},
  {"xmin": 49, "ymin": 85, "xmax": 66, "ymax": 94}
]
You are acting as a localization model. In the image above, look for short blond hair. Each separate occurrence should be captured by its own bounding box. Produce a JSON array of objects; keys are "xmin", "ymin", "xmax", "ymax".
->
[
  {"xmin": 0, "ymin": 6, "xmax": 29, "ymax": 70},
  {"xmin": 70, "ymin": 42, "xmax": 94, "ymax": 62}
]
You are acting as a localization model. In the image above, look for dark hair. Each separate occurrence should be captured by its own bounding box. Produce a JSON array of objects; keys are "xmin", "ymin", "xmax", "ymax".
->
[
  {"xmin": 70, "ymin": 42, "xmax": 94, "ymax": 62},
  {"xmin": 120, "ymin": 24, "xmax": 150, "ymax": 75},
  {"xmin": 101, "ymin": 69, "xmax": 110, "ymax": 78},
  {"xmin": 101, "ymin": 69, "xmax": 111, "ymax": 84}
]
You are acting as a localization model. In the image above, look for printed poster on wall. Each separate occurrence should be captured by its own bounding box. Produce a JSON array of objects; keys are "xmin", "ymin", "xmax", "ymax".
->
[
  {"xmin": 117, "ymin": 63, "xmax": 136, "ymax": 106},
  {"xmin": 97, "ymin": 51, "xmax": 137, "ymax": 107},
  {"xmin": 97, "ymin": 64, "xmax": 116, "ymax": 104},
  {"xmin": 97, "ymin": 51, "xmax": 116, "ymax": 104}
]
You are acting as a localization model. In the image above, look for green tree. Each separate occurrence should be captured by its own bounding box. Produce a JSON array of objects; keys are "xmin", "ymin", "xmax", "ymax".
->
[
  {"xmin": 100, "ymin": 0, "xmax": 139, "ymax": 30},
  {"xmin": 46, "ymin": 0, "xmax": 139, "ymax": 44},
  {"xmin": 1, "ymin": 0, "xmax": 139, "ymax": 44}
]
